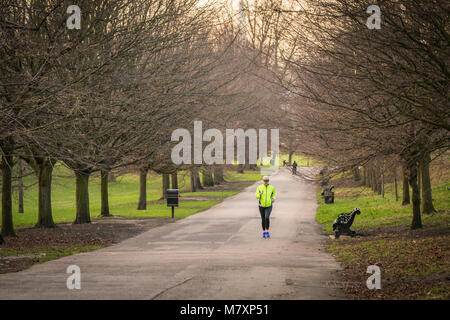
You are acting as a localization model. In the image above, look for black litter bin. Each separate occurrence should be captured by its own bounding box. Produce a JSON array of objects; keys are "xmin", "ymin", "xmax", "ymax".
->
[
  {"xmin": 321, "ymin": 186, "xmax": 335, "ymax": 204},
  {"xmin": 166, "ymin": 189, "xmax": 179, "ymax": 218}
]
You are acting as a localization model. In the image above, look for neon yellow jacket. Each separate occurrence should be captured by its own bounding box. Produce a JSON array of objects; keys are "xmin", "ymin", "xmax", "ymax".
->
[{"xmin": 256, "ymin": 184, "xmax": 276, "ymax": 207}]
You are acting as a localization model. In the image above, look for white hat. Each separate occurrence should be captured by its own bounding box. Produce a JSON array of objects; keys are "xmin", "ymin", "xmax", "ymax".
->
[{"xmin": 263, "ymin": 176, "xmax": 270, "ymax": 181}]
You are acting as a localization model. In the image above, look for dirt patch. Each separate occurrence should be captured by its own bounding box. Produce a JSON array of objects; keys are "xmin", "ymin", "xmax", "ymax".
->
[
  {"xmin": 328, "ymin": 224, "xmax": 450, "ymax": 299},
  {"xmin": 0, "ymin": 217, "xmax": 173, "ymax": 274}
]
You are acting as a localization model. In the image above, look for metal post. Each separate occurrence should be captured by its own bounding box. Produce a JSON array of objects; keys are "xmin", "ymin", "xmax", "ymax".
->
[{"xmin": 171, "ymin": 206, "xmax": 174, "ymax": 219}]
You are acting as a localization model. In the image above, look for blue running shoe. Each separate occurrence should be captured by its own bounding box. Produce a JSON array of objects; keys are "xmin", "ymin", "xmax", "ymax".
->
[
  {"xmin": 266, "ymin": 231, "xmax": 270, "ymax": 238},
  {"xmin": 262, "ymin": 232, "xmax": 266, "ymax": 238}
]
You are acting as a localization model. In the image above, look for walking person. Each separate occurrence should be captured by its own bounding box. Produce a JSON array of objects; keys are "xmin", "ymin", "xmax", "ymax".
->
[
  {"xmin": 256, "ymin": 176, "xmax": 276, "ymax": 238},
  {"xmin": 292, "ymin": 161, "xmax": 297, "ymax": 175}
]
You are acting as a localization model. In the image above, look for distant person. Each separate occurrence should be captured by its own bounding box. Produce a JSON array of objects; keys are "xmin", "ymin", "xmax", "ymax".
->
[
  {"xmin": 283, "ymin": 160, "xmax": 287, "ymax": 167},
  {"xmin": 256, "ymin": 176, "xmax": 276, "ymax": 238},
  {"xmin": 292, "ymin": 161, "xmax": 297, "ymax": 175}
]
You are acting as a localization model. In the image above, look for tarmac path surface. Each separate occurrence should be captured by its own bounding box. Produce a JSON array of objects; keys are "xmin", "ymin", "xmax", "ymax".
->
[{"xmin": 0, "ymin": 168, "xmax": 344, "ymax": 299}]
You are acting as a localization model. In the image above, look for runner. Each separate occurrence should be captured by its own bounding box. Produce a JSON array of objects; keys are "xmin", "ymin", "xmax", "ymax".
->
[{"xmin": 255, "ymin": 176, "xmax": 276, "ymax": 238}]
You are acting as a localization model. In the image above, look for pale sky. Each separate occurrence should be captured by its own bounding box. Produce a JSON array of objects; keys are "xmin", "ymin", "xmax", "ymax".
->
[
  {"xmin": 197, "ymin": 0, "xmax": 246, "ymax": 10},
  {"xmin": 198, "ymin": 0, "xmax": 304, "ymax": 12}
]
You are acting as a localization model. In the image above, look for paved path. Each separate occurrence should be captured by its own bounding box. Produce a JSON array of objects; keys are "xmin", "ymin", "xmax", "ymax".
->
[{"xmin": 0, "ymin": 168, "xmax": 344, "ymax": 299}]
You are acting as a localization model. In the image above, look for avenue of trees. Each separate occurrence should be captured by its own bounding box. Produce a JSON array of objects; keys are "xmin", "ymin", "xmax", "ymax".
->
[
  {"xmin": 237, "ymin": 0, "xmax": 449, "ymax": 229},
  {"xmin": 1, "ymin": 0, "xmax": 448, "ymax": 237},
  {"xmin": 0, "ymin": 0, "xmax": 282, "ymax": 236}
]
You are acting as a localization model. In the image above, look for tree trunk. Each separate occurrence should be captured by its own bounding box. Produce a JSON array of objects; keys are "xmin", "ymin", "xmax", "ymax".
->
[
  {"xmin": 407, "ymin": 163, "xmax": 422, "ymax": 229},
  {"xmin": 194, "ymin": 168, "xmax": 203, "ymax": 190},
  {"xmin": 18, "ymin": 159, "xmax": 24, "ymax": 214},
  {"xmin": 288, "ymin": 151, "xmax": 294, "ymax": 166},
  {"xmin": 162, "ymin": 173, "xmax": 170, "ymax": 199},
  {"xmin": 209, "ymin": 168, "xmax": 215, "ymax": 186},
  {"xmin": 195, "ymin": 171, "xmax": 204, "ymax": 190},
  {"xmin": 190, "ymin": 169, "xmax": 196, "ymax": 192},
  {"xmin": 417, "ymin": 164, "xmax": 421, "ymax": 198},
  {"xmin": 353, "ymin": 167, "xmax": 361, "ymax": 181},
  {"xmin": 23, "ymin": 156, "xmax": 55, "ymax": 228},
  {"xmin": 381, "ymin": 169, "xmax": 385, "ymax": 198},
  {"xmin": 36, "ymin": 161, "xmax": 55, "ymax": 228},
  {"xmin": 202, "ymin": 168, "xmax": 214, "ymax": 187},
  {"xmin": 402, "ymin": 164, "xmax": 410, "ymax": 205},
  {"xmin": 137, "ymin": 168, "xmax": 147, "ymax": 210},
  {"xmin": 367, "ymin": 166, "xmax": 372, "ymax": 188},
  {"xmin": 74, "ymin": 171, "xmax": 91, "ymax": 224},
  {"xmin": 393, "ymin": 166, "xmax": 398, "ymax": 202},
  {"xmin": 1, "ymin": 152, "xmax": 15, "ymax": 237},
  {"xmin": 420, "ymin": 152, "xmax": 436, "ymax": 214},
  {"xmin": 362, "ymin": 166, "xmax": 367, "ymax": 186},
  {"xmin": 171, "ymin": 172, "xmax": 178, "ymax": 189},
  {"xmin": 213, "ymin": 166, "xmax": 225, "ymax": 184},
  {"xmin": 376, "ymin": 167, "xmax": 382, "ymax": 195},
  {"xmin": 101, "ymin": 170, "xmax": 111, "ymax": 216},
  {"xmin": 372, "ymin": 167, "xmax": 379, "ymax": 193},
  {"xmin": 244, "ymin": 141, "xmax": 250, "ymax": 170}
]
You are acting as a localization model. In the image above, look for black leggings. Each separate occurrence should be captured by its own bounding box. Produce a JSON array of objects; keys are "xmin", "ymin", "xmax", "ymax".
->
[{"xmin": 259, "ymin": 206, "xmax": 273, "ymax": 230}]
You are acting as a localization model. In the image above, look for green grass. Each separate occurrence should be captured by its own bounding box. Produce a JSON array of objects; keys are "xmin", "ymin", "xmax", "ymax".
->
[
  {"xmin": 0, "ymin": 166, "xmax": 262, "ymax": 273},
  {"xmin": 316, "ymin": 181, "xmax": 450, "ymax": 234},
  {"xmin": 228, "ymin": 152, "xmax": 321, "ymax": 168},
  {"xmin": 278, "ymin": 153, "xmax": 322, "ymax": 167},
  {"xmin": 0, "ymin": 244, "xmax": 105, "ymax": 259},
  {"xmin": 418, "ymin": 287, "xmax": 448, "ymax": 300},
  {"xmin": 316, "ymin": 155, "xmax": 450, "ymax": 233},
  {"xmin": 327, "ymin": 236, "xmax": 449, "ymax": 277},
  {"xmin": 316, "ymin": 165, "xmax": 450, "ymax": 299},
  {"xmin": 181, "ymin": 190, "xmax": 241, "ymax": 198},
  {"xmin": 0, "ymin": 244, "xmax": 106, "ymax": 274},
  {"xmin": 223, "ymin": 170, "xmax": 264, "ymax": 182},
  {"xmin": 2, "ymin": 165, "xmax": 263, "ymax": 229},
  {"xmin": 110, "ymin": 199, "xmax": 222, "ymax": 219}
]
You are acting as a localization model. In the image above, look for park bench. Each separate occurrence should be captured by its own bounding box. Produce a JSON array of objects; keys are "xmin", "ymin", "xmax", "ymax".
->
[
  {"xmin": 332, "ymin": 207, "xmax": 361, "ymax": 239},
  {"xmin": 321, "ymin": 185, "xmax": 335, "ymax": 204}
]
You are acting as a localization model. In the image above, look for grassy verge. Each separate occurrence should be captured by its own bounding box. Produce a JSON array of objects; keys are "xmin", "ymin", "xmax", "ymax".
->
[
  {"xmin": 278, "ymin": 153, "xmax": 322, "ymax": 167},
  {"xmin": 0, "ymin": 166, "xmax": 262, "ymax": 273},
  {"xmin": 316, "ymin": 176, "xmax": 449, "ymax": 299},
  {"xmin": 2, "ymin": 165, "xmax": 262, "ymax": 229},
  {"xmin": 0, "ymin": 245, "xmax": 105, "ymax": 274},
  {"xmin": 316, "ymin": 181, "xmax": 450, "ymax": 234}
]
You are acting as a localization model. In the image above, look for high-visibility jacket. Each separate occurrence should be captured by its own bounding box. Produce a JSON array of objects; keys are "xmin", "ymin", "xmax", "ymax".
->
[{"xmin": 256, "ymin": 184, "xmax": 276, "ymax": 207}]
